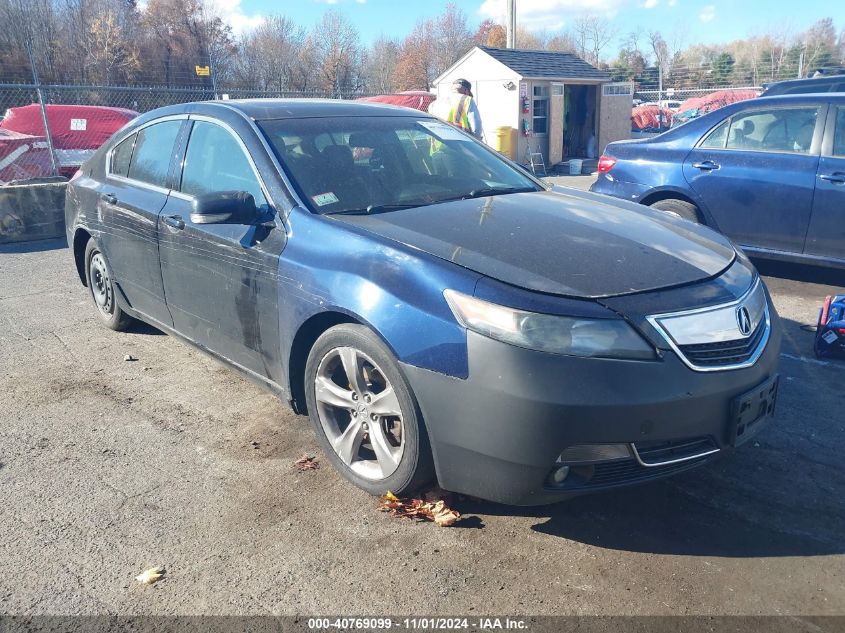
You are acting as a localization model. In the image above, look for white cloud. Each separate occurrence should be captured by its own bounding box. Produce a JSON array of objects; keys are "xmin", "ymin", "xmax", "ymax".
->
[
  {"xmin": 668, "ymin": 0, "xmax": 677, "ymax": 5},
  {"xmin": 478, "ymin": 0, "xmax": 626, "ymax": 31},
  {"xmin": 205, "ymin": 0, "xmax": 264, "ymax": 34},
  {"xmin": 642, "ymin": 0, "xmax": 658, "ymax": 8},
  {"xmin": 698, "ymin": 4, "xmax": 715, "ymax": 22}
]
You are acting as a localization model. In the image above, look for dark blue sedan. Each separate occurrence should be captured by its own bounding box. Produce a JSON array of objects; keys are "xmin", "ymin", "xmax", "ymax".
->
[
  {"xmin": 591, "ymin": 94, "xmax": 845, "ymax": 269},
  {"xmin": 66, "ymin": 100, "xmax": 781, "ymax": 505}
]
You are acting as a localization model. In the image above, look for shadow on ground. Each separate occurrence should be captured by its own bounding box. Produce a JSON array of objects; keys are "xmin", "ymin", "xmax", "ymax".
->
[
  {"xmin": 0, "ymin": 237, "xmax": 67, "ymax": 254},
  {"xmin": 753, "ymin": 258, "xmax": 845, "ymax": 287}
]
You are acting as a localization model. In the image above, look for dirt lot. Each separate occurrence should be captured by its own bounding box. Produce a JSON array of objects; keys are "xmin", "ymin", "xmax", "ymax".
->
[{"xmin": 1, "ymin": 182, "xmax": 844, "ymax": 617}]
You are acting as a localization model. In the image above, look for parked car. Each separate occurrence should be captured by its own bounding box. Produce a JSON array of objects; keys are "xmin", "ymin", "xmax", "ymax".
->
[
  {"xmin": 761, "ymin": 74, "xmax": 845, "ymax": 97},
  {"xmin": 66, "ymin": 100, "xmax": 781, "ymax": 505},
  {"xmin": 641, "ymin": 99, "xmax": 682, "ymax": 111},
  {"xmin": 591, "ymin": 94, "xmax": 845, "ymax": 270}
]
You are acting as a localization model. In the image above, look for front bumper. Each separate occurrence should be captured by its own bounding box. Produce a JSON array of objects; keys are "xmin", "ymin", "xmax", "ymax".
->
[{"xmin": 402, "ymin": 313, "xmax": 782, "ymax": 505}]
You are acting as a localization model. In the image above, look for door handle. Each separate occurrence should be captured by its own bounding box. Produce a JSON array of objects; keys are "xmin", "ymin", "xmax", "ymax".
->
[
  {"xmin": 101, "ymin": 193, "xmax": 117, "ymax": 204},
  {"xmin": 819, "ymin": 173, "xmax": 845, "ymax": 184},
  {"xmin": 163, "ymin": 214, "xmax": 185, "ymax": 230},
  {"xmin": 692, "ymin": 160, "xmax": 720, "ymax": 171}
]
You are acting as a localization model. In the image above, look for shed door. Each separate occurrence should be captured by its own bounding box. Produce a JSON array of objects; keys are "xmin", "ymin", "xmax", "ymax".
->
[{"xmin": 549, "ymin": 83, "xmax": 565, "ymax": 165}]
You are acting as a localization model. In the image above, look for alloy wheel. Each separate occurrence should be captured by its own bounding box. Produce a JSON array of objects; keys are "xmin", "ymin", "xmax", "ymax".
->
[{"xmin": 314, "ymin": 346, "xmax": 405, "ymax": 480}]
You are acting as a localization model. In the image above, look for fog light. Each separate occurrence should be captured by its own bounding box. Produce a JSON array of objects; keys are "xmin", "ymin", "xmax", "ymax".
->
[
  {"xmin": 551, "ymin": 465, "xmax": 570, "ymax": 484},
  {"xmin": 557, "ymin": 443, "xmax": 631, "ymax": 464}
]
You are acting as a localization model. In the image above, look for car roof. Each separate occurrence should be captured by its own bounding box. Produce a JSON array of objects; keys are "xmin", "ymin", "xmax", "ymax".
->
[
  {"xmin": 748, "ymin": 93, "xmax": 845, "ymax": 105},
  {"xmin": 762, "ymin": 75, "xmax": 845, "ymax": 95},
  {"xmin": 202, "ymin": 98, "xmax": 434, "ymax": 121}
]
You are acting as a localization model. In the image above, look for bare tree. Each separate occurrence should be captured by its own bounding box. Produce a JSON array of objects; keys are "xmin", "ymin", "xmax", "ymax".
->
[
  {"xmin": 236, "ymin": 16, "xmax": 305, "ymax": 90},
  {"xmin": 648, "ymin": 30, "xmax": 669, "ymax": 94},
  {"xmin": 394, "ymin": 18, "xmax": 436, "ymax": 91},
  {"xmin": 365, "ymin": 36, "xmax": 400, "ymax": 93},
  {"xmin": 571, "ymin": 15, "xmax": 617, "ymax": 65},
  {"xmin": 311, "ymin": 9, "xmax": 364, "ymax": 96},
  {"xmin": 433, "ymin": 3, "xmax": 472, "ymax": 78}
]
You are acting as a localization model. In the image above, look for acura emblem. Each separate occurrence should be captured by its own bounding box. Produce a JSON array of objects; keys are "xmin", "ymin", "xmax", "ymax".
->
[{"xmin": 736, "ymin": 306, "xmax": 752, "ymax": 336}]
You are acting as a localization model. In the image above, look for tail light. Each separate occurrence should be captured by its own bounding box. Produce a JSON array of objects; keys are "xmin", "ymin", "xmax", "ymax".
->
[{"xmin": 597, "ymin": 155, "xmax": 617, "ymax": 173}]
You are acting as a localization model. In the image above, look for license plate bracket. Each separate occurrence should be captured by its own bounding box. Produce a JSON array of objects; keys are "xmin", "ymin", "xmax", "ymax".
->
[{"xmin": 730, "ymin": 374, "xmax": 779, "ymax": 447}]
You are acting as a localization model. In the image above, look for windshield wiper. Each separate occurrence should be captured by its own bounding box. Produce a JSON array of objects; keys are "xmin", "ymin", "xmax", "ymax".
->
[
  {"xmin": 463, "ymin": 185, "xmax": 538, "ymax": 200},
  {"xmin": 325, "ymin": 203, "xmax": 422, "ymax": 216}
]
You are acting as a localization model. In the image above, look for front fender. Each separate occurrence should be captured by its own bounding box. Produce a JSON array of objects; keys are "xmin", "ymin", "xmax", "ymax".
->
[{"xmin": 277, "ymin": 209, "xmax": 480, "ymax": 381}]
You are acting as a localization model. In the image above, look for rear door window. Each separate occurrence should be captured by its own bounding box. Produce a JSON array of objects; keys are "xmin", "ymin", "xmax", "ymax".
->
[
  {"xmin": 110, "ymin": 133, "xmax": 136, "ymax": 177},
  {"xmin": 723, "ymin": 107, "xmax": 819, "ymax": 153},
  {"xmin": 699, "ymin": 119, "xmax": 730, "ymax": 149},
  {"xmin": 127, "ymin": 120, "xmax": 181, "ymax": 188},
  {"xmin": 832, "ymin": 108, "xmax": 845, "ymax": 157}
]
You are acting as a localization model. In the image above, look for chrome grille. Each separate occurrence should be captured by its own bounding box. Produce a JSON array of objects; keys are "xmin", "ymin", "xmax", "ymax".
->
[
  {"xmin": 646, "ymin": 279, "xmax": 771, "ymax": 372},
  {"xmin": 678, "ymin": 318, "xmax": 767, "ymax": 367}
]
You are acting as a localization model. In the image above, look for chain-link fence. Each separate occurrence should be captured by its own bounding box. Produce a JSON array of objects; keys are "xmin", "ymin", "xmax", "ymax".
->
[
  {"xmin": 634, "ymin": 86, "xmax": 762, "ymax": 104},
  {"xmin": 0, "ymin": 83, "xmax": 378, "ymax": 184}
]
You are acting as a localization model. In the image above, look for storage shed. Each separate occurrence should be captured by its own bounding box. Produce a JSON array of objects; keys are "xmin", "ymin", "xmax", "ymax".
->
[{"xmin": 432, "ymin": 46, "xmax": 633, "ymax": 171}]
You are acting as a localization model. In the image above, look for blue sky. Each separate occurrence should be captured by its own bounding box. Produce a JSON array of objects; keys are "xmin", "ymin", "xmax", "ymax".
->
[{"xmin": 218, "ymin": 0, "xmax": 841, "ymax": 55}]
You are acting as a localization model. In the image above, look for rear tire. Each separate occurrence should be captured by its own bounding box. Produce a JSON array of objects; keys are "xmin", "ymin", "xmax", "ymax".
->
[
  {"xmin": 304, "ymin": 323, "xmax": 434, "ymax": 496},
  {"xmin": 650, "ymin": 198, "xmax": 702, "ymax": 224},
  {"xmin": 84, "ymin": 238, "xmax": 134, "ymax": 332}
]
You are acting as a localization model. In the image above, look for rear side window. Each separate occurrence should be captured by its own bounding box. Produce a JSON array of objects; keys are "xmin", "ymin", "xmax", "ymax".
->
[
  {"xmin": 833, "ymin": 108, "xmax": 845, "ymax": 157},
  {"xmin": 110, "ymin": 133, "xmax": 135, "ymax": 177},
  {"xmin": 699, "ymin": 119, "xmax": 730, "ymax": 149},
  {"xmin": 127, "ymin": 120, "xmax": 181, "ymax": 188},
  {"xmin": 180, "ymin": 121, "xmax": 266, "ymax": 205},
  {"xmin": 722, "ymin": 107, "xmax": 819, "ymax": 153}
]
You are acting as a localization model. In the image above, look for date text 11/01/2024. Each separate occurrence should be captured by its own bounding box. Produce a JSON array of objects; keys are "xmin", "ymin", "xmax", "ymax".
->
[{"xmin": 307, "ymin": 618, "xmax": 528, "ymax": 630}]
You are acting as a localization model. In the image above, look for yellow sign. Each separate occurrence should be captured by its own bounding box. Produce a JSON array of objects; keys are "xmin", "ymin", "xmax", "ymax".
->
[{"xmin": 195, "ymin": 65, "xmax": 210, "ymax": 77}]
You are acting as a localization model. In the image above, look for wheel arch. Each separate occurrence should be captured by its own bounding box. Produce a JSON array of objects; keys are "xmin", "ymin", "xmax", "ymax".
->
[
  {"xmin": 640, "ymin": 188, "xmax": 698, "ymax": 209},
  {"xmin": 72, "ymin": 227, "xmax": 92, "ymax": 286},
  {"xmin": 640, "ymin": 188, "xmax": 721, "ymax": 226},
  {"xmin": 287, "ymin": 311, "xmax": 363, "ymax": 415}
]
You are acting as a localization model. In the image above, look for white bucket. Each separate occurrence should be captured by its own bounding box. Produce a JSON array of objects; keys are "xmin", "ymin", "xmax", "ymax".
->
[{"xmin": 569, "ymin": 159, "xmax": 583, "ymax": 175}]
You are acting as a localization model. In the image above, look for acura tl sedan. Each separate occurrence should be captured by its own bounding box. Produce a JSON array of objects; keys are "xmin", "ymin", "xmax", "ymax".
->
[
  {"xmin": 591, "ymin": 94, "xmax": 845, "ymax": 270},
  {"xmin": 66, "ymin": 100, "xmax": 781, "ymax": 505}
]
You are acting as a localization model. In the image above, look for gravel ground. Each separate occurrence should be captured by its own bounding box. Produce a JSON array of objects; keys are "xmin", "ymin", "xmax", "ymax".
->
[{"xmin": 1, "ymin": 185, "xmax": 844, "ymax": 617}]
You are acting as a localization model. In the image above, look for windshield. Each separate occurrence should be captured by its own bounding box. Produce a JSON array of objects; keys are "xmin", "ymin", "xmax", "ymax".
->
[{"xmin": 258, "ymin": 116, "xmax": 541, "ymax": 215}]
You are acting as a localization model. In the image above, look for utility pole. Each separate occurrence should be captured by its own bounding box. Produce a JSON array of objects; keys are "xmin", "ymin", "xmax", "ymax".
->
[{"xmin": 506, "ymin": 0, "xmax": 516, "ymax": 49}]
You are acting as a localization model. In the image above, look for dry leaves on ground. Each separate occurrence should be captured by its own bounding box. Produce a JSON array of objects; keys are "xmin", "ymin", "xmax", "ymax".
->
[
  {"xmin": 378, "ymin": 491, "xmax": 461, "ymax": 527},
  {"xmin": 293, "ymin": 454, "xmax": 319, "ymax": 471},
  {"xmin": 135, "ymin": 567, "xmax": 164, "ymax": 585}
]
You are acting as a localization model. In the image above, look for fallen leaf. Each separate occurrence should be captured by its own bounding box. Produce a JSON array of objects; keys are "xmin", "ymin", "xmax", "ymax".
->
[
  {"xmin": 377, "ymin": 492, "xmax": 461, "ymax": 527},
  {"xmin": 135, "ymin": 567, "xmax": 164, "ymax": 585},
  {"xmin": 293, "ymin": 454, "xmax": 319, "ymax": 471}
]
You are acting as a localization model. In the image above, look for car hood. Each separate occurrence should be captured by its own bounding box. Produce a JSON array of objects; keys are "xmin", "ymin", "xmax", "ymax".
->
[{"xmin": 330, "ymin": 190, "xmax": 736, "ymax": 299}]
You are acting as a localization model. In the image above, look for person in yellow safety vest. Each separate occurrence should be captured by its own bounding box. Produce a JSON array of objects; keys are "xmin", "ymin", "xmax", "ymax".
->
[{"xmin": 429, "ymin": 78, "xmax": 484, "ymax": 140}]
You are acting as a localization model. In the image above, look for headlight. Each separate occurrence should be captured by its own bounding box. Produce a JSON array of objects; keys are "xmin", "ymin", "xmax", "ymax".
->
[{"xmin": 444, "ymin": 289, "xmax": 655, "ymax": 360}]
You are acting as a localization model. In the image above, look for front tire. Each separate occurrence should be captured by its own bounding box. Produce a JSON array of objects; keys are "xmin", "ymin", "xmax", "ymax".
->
[
  {"xmin": 84, "ymin": 238, "xmax": 134, "ymax": 331},
  {"xmin": 650, "ymin": 198, "xmax": 702, "ymax": 224},
  {"xmin": 304, "ymin": 324, "xmax": 434, "ymax": 496}
]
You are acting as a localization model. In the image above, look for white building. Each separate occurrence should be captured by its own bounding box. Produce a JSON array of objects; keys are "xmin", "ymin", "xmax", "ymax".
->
[{"xmin": 432, "ymin": 46, "xmax": 633, "ymax": 170}]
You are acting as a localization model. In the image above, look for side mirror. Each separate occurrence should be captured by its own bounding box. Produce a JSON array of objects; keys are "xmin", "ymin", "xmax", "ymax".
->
[{"xmin": 190, "ymin": 191, "xmax": 258, "ymax": 225}]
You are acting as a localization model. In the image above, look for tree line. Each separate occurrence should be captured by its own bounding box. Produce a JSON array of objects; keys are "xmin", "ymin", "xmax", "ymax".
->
[{"xmin": 0, "ymin": 0, "xmax": 842, "ymax": 94}]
